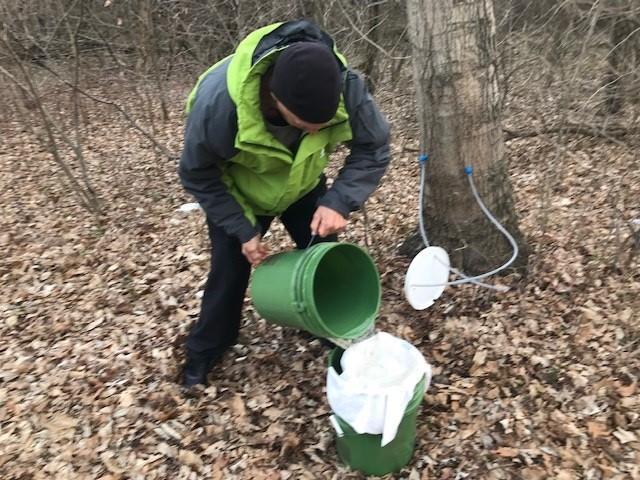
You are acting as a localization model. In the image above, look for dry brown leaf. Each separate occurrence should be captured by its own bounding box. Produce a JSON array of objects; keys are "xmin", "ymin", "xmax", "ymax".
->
[
  {"xmin": 266, "ymin": 422, "xmax": 285, "ymax": 439},
  {"xmin": 472, "ymin": 349, "xmax": 487, "ymax": 366},
  {"xmin": 613, "ymin": 429, "xmax": 638, "ymax": 444},
  {"xmin": 618, "ymin": 308, "xmax": 633, "ymax": 322},
  {"xmin": 47, "ymin": 414, "xmax": 78, "ymax": 431},
  {"xmin": 617, "ymin": 382, "xmax": 637, "ymax": 397},
  {"xmin": 247, "ymin": 469, "xmax": 281, "ymax": 480},
  {"xmin": 620, "ymin": 396, "xmax": 639, "ymax": 409},
  {"xmin": 178, "ymin": 449, "xmax": 203, "ymax": 468},
  {"xmin": 579, "ymin": 307, "xmax": 603, "ymax": 323},
  {"xmin": 521, "ymin": 467, "xmax": 548, "ymax": 480},
  {"xmin": 556, "ymin": 470, "xmax": 577, "ymax": 480},
  {"xmin": 119, "ymin": 391, "xmax": 135, "ymax": 408},
  {"xmin": 487, "ymin": 387, "xmax": 500, "ymax": 400},
  {"xmin": 494, "ymin": 447, "xmax": 520, "ymax": 457},
  {"xmin": 100, "ymin": 452, "xmax": 125, "ymax": 474},
  {"xmin": 460, "ymin": 428, "xmax": 477, "ymax": 440},
  {"xmin": 173, "ymin": 308, "xmax": 190, "ymax": 321},
  {"xmin": 279, "ymin": 432, "xmax": 301, "ymax": 457},
  {"xmin": 85, "ymin": 317, "xmax": 104, "ymax": 331},
  {"xmin": 157, "ymin": 442, "xmax": 176, "ymax": 458},
  {"xmin": 575, "ymin": 324, "xmax": 594, "ymax": 344},
  {"xmin": 614, "ymin": 412, "xmax": 628, "ymax": 429},
  {"xmin": 231, "ymin": 395, "xmax": 247, "ymax": 422},
  {"xmin": 158, "ymin": 422, "xmax": 182, "ymax": 441},
  {"xmin": 210, "ymin": 456, "xmax": 228, "ymax": 480},
  {"xmin": 587, "ymin": 421, "xmax": 610, "ymax": 439},
  {"xmin": 263, "ymin": 406, "xmax": 284, "ymax": 420}
]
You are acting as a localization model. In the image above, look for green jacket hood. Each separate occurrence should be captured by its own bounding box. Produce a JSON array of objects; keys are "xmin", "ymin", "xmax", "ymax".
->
[{"xmin": 226, "ymin": 20, "xmax": 350, "ymax": 165}]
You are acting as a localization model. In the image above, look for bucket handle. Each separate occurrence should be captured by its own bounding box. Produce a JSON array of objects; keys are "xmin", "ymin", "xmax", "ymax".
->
[
  {"xmin": 306, "ymin": 234, "xmax": 318, "ymax": 249},
  {"xmin": 329, "ymin": 415, "xmax": 344, "ymax": 437}
]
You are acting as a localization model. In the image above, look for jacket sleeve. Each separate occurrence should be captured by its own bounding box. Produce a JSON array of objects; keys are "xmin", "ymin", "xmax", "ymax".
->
[
  {"xmin": 179, "ymin": 103, "xmax": 260, "ymax": 244},
  {"xmin": 318, "ymin": 70, "xmax": 391, "ymax": 217}
]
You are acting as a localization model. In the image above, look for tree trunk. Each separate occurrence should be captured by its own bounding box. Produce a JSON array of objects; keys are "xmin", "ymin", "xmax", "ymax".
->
[
  {"xmin": 405, "ymin": 0, "xmax": 528, "ymax": 274},
  {"xmin": 362, "ymin": 0, "xmax": 382, "ymax": 93}
]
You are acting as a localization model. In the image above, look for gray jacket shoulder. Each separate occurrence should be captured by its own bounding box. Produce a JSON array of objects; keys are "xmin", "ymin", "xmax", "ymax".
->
[
  {"xmin": 343, "ymin": 69, "xmax": 367, "ymax": 114},
  {"xmin": 316, "ymin": 68, "xmax": 391, "ymax": 217},
  {"xmin": 342, "ymin": 68, "xmax": 390, "ymax": 148},
  {"xmin": 186, "ymin": 57, "xmax": 238, "ymax": 160}
]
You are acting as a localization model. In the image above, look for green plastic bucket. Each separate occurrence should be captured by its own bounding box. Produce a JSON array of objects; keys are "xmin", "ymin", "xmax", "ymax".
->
[
  {"xmin": 328, "ymin": 348, "xmax": 425, "ymax": 476},
  {"xmin": 250, "ymin": 242, "xmax": 380, "ymax": 340}
]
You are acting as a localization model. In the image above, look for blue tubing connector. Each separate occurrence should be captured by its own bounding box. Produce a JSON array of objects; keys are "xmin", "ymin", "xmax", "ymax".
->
[{"xmin": 415, "ymin": 161, "xmax": 516, "ymax": 291}]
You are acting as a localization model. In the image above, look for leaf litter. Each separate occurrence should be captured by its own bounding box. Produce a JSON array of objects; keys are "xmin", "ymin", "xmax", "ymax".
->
[{"xmin": 0, "ymin": 72, "xmax": 638, "ymax": 479}]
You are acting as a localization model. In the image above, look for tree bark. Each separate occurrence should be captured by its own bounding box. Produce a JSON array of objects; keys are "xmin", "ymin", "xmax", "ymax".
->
[
  {"xmin": 362, "ymin": 0, "xmax": 382, "ymax": 93},
  {"xmin": 405, "ymin": 0, "xmax": 528, "ymax": 274}
]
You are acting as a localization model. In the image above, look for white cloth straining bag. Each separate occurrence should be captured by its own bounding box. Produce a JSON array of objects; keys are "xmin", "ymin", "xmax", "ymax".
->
[{"xmin": 326, "ymin": 332, "xmax": 431, "ymax": 446}]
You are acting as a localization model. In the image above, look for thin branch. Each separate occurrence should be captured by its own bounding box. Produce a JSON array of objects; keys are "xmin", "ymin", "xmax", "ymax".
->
[
  {"xmin": 34, "ymin": 62, "xmax": 176, "ymax": 160},
  {"xmin": 1, "ymin": 61, "xmax": 94, "ymax": 212},
  {"xmin": 0, "ymin": 65, "xmax": 29, "ymax": 93},
  {"xmin": 336, "ymin": 0, "xmax": 411, "ymax": 61},
  {"xmin": 67, "ymin": 1, "xmax": 100, "ymax": 211},
  {"xmin": 604, "ymin": 25, "xmax": 640, "ymax": 62},
  {"xmin": 87, "ymin": 7, "xmax": 126, "ymax": 67},
  {"xmin": 0, "ymin": 32, "xmax": 102, "ymax": 217}
]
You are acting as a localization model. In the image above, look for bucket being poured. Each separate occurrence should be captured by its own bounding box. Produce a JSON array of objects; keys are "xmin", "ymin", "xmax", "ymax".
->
[{"xmin": 250, "ymin": 242, "xmax": 380, "ymax": 339}]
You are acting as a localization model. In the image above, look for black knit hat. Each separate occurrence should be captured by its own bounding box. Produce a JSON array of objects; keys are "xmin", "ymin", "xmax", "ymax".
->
[{"xmin": 269, "ymin": 42, "xmax": 343, "ymax": 124}]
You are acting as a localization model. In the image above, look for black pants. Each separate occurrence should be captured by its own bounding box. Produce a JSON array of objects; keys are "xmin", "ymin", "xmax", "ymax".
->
[{"xmin": 186, "ymin": 179, "xmax": 337, "ymax": 361}]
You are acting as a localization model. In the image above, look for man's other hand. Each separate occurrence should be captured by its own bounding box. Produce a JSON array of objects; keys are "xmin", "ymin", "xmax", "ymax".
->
[
  {"xmin": 311, "ymin": 206, "xmax": 347, "ymax": 237},
  {"xmin": 242, "ymin": 235, "xmax": 270, "ymax": 266}
]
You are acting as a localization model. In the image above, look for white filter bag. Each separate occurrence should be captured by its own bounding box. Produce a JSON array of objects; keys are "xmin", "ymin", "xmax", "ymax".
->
[{"xmin": 326, "ymin": 332, "xmax": 431, "ymax": 446}]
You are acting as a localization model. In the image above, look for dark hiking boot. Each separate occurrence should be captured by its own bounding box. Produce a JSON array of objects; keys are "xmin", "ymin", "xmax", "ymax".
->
[{"xmin": 181, "ymin": 356, "xmax": 213, "ymax": 388}]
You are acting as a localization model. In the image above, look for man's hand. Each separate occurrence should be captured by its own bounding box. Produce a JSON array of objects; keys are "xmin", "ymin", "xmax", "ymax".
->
[
  {"xmin": 311, "ymin": 206, "xmax": 348, "ymax": 237},
  {"xmin": 242, "ymin": 234, "xmax": 270, "ymax": 266}
]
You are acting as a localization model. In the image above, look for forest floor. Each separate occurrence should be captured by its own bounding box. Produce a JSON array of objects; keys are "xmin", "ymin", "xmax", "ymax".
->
[{"xmin": 1, "ymin": 71, "xmax": 639, "ymax": 480}]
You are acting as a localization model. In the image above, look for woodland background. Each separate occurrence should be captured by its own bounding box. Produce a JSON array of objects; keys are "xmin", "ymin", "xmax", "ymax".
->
[{"xmin": 0, "ymin": 1, "xmax": 639, "ymax": 479}]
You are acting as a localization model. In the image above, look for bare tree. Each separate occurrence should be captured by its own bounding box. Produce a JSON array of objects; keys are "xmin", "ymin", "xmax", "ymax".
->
[
  {"xmin": 0, "ymin": 2, "xmax": 102, "ymax": 220},
  {"xmin": 405, "ymin": 0, "xmax": 528, "ymax": 273}
]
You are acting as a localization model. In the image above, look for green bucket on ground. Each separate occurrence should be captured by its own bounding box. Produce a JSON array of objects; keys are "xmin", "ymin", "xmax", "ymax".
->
[
  {"xmin": 250, "ymin": 242, "xmax": 380, "ymax": 340},
  {"xmin": 328, "ymin": 348, "xmax": 425, "ymax": 476}
]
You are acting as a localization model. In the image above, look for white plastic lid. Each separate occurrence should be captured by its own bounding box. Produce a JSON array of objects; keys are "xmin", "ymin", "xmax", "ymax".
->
[{"xmin": 404, "ymin": 246, "xmax": 450, "ymax": 310}]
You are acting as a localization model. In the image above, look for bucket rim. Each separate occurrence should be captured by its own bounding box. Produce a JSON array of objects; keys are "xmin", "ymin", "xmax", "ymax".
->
[{"xmin": 296, "ymin": 242, "xmax": 380, "ymax": 339}]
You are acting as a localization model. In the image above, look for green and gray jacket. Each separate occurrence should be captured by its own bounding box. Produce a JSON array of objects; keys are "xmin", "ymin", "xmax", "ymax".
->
[{"xmin": 179, "ymin": 20, "xmax": 390, "ymax": 243}]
